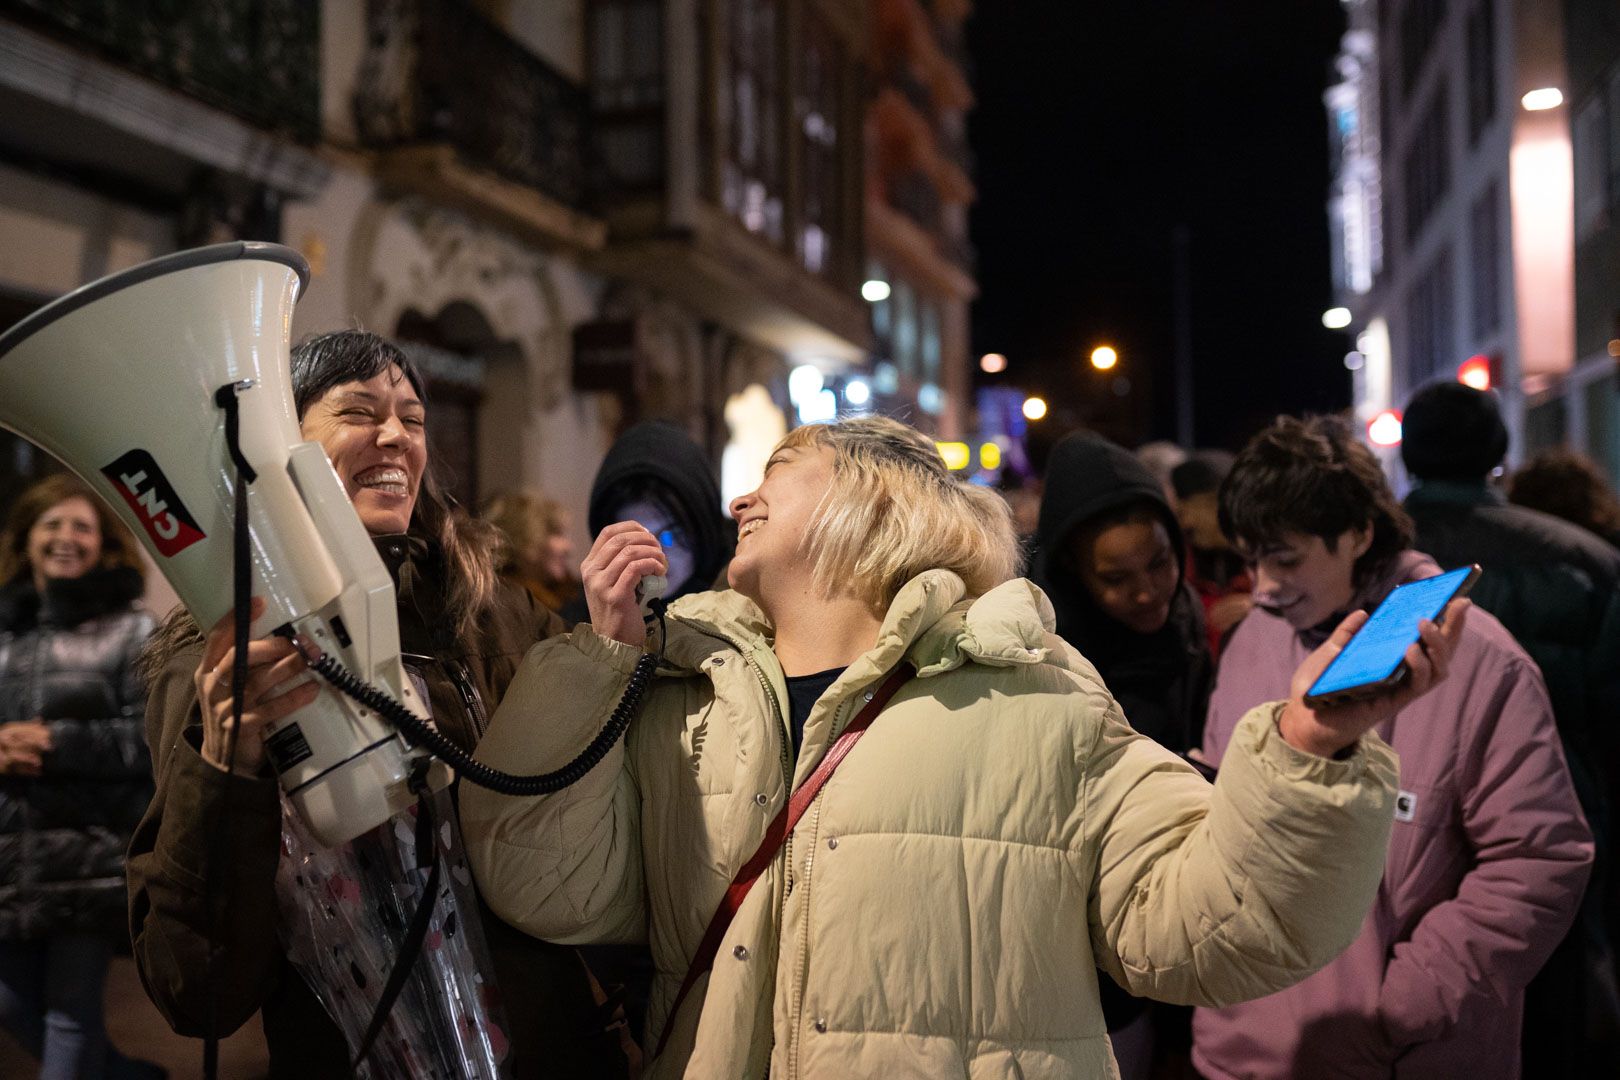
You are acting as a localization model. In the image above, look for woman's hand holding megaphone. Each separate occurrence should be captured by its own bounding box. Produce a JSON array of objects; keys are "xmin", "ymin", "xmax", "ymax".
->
[
  {"xmin": 195, "ymin": 597, "xmax": 321, "ymax": 776},
  {"xmin": 583, "ymin": 522, "xmax": 669, "ymax": 649}
]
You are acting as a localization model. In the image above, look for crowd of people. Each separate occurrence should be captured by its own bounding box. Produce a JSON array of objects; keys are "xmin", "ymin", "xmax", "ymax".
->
[{"xmin": 0, "ymin": 326, "xmax": 1617, "ymax": 1078}]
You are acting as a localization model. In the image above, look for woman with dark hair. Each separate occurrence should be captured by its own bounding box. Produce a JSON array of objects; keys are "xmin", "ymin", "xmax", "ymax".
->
[
  {"xmin": 1031, "ymin": 432, "xmax": 1213, "ymax": 756},
  {"xmin": 126, "ymin": 330, "xmax": 622, "ymax": 1078},
  {"xmin": 1193, "ymin": 414, "xmax": 1593, "ymax": 1080},
  {"xmin": 0, "ymin": 474, "xmax": 158, "ymax": 1078}
]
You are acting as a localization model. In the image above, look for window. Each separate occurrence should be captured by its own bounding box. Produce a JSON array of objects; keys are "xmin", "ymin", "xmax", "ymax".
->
[
  {"xmin": 722, "ymin": 0, "xmax": 784, "ymax": 244},
  {"xmin": 1405, "ymin": 247, "xmax": 1455, "ymax": 382},
  {"xmin": 919, "ymin": 300, "xmax": 942, "ymax": 385},
  {"xmin": 1469, "ymin": 181, "xmax": 1500, "ymax": 337},
  {"xmin": 1403, "ymin": 86, "xmax": 1451, "ymax": 243},
  {"xmin": 796, "ymin": 13, "xmax": 843, "ymax": 276},
  {"xmin": 590, "ymin": 0, "xmax": 664, "ymax": 191},
  {"xmin": 1398, "ymin": 0, "xmax": 1446, "ymax": 102},
  {"xmin": 1465, "ymin": 0, "xmax": 1495, "ymax": 144},
  {"xmin": 1575, "ymin": 93, "xmax": 1608, "ymax": 239}
]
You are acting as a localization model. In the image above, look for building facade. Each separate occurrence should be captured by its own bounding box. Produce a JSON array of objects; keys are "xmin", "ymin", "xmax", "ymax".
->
[
  {"xmin": 1325, "ymin": 0, "xmax": 1618, "ymax": 482},
  {"xmin": 0, "ymin": 0, "xmax": 981, "ymax": 577}
]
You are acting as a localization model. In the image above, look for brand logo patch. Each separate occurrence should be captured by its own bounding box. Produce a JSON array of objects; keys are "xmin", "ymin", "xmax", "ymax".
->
[
  {"xmin": 100, "ymin": 450, "xmax": 206, "ymax": 557},
  {"xmin": 1394, "ymin": 790, "xmax": 1418, "ymax": 822}
]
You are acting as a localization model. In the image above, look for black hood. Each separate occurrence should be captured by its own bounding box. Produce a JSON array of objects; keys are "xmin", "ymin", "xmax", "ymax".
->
[
  {"xmin": 588, "ymin": 421, "xmax": 736, "ymax": 598},
  {"xmin": 1029, "ymin": 433, "xmax": 1193, "ymax": 659}
]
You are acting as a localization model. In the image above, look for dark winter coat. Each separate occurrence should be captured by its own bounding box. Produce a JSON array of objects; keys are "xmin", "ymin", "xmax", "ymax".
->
[
  {"xmin": 1406, "ymin": 479, "xmax": 1620, "ymax": 1076},
  {"xmin": 1029, "ymin": 433, "xmax": 1213, "ymax": 755},
  {"xmin": 126, "ymin": 535, "xmax": 625, "ymax": 1079},
  {"xmin": 0, "ymin": 566, "xmax": 154, "ymax": 940}
]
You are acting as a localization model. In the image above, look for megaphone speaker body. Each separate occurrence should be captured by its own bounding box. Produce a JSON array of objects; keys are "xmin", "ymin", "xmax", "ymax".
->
[{"xmin": 0, "ymin": 242, "xmax": 445, "ymax": 846}]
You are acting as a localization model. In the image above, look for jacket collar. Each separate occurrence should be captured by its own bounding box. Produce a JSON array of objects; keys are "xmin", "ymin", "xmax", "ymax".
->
[
  {"xmin": 1406, "ymin": 479, "xmax": 1505, "ymax": 507},
  {"xmin": 665, "ymin": 569, "xmax": 1054, "ymax": 681},
  {"xmin": 0, "ymin": 566, "xmax": 143, "ymax": 633}
]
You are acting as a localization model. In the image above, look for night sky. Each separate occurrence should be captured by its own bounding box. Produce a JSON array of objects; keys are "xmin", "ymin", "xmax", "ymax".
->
[{"xmin": 967, "ymin": 1, "xmax": 1354, "ymax": 455}]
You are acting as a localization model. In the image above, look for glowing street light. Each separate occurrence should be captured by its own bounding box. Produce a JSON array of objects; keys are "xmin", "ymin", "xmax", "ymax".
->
[
  {"xmin": 1367, "ymin": 409, "xmax": 1403, "ymax": 447},
  {"xmin": 1090, "ymin": 346, "xmax": 1118, "ymax": 371},
  {"xmin": 1022, "ymin": 395, "xmax": 1049, "ymax": 421},
  {"xmin": 979, "ymin": 352, "xmax": 1008, "ymax": 374},
  {"xmin": 1322, "ymin": 307, "xmax": 1353, "ymax": 330},
  {"xmin": 860, "ymin": 279, "xmax": 892, "ymax": 302},
  {"xmin": 1456, "ymin": 355, "xmax": 1492, "ymax": 391},
  {"xmin": 1521, "ymin": 88, "xmax": 1564, "ymax": 112}
]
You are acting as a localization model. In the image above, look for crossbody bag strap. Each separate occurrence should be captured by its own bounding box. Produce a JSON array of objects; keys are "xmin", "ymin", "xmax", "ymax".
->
[{"xmin": 653, "ymin": 662, "xmax": 916, "ymax": 1058}]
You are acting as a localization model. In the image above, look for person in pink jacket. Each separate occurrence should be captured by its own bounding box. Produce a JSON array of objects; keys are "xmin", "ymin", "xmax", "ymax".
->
[{"xmin": 1193, "ymin": 416, "xmax": 1594, "ymax": 1080}]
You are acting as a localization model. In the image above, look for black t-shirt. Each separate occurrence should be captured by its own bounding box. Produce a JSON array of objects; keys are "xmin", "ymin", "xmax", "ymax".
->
[{"xmin": 784, "ymin": 666, "xmax": 846, "ymax": 758}]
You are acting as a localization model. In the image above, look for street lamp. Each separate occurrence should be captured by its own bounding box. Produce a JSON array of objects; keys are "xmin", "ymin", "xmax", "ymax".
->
[
  {"xmin": 1521, "ymin": 88, "xmax": 1564, "ymax": 111},
  {"xmin": 1090, "ymin": 346, "xmax": 1118, "ymax": 371}
]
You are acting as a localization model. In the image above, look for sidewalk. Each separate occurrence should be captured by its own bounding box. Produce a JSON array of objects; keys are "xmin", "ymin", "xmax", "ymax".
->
[{"xmin": 0, "ymin": 956, "xmax": 270, "ymax": 1079}]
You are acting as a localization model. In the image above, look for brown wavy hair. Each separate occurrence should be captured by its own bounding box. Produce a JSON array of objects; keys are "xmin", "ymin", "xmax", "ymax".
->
[
  {"xmin": 1219, "ymin": 414, "xmax": 1414, "ymax": 587},
  {"xmin": 0, "ymin": 473, "xmax": 145, "ymax": 586},
  {"xmin": 141, "ymin": 330, "xmax": 500, "ymax": 678}
]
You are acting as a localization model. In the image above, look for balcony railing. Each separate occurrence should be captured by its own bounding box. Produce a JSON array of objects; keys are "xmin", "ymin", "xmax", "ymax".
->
[
  {"xmin": 1, "ymin": 0, "xmax": 318, "ymax": 140},
  {"xmin": 355, "ymin": 0, "xmax": 589, "ymax": 208}
]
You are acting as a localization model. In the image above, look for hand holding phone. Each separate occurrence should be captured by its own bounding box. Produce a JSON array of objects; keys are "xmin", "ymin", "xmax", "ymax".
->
[
  {"xmin": 1278, "ymin": 569, "xmax": 1476, "ymax": 758},
  {"xmin": 1303, "ymin": 566, "xmax": 1479, "ymax": 708}
]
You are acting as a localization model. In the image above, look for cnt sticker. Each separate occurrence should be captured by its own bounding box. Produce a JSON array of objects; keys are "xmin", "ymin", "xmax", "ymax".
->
[{"xmin": 100, "ymin": 449, "xmax": 207, "ymax": 557}]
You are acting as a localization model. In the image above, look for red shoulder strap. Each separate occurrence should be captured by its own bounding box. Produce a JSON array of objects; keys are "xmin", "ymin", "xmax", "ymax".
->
[{"xmin": 653, "ymin": 663, "xmax": 916, "ymax": 1057}]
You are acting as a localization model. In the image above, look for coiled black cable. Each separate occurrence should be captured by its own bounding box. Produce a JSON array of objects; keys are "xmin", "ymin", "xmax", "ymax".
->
[{"xmin": 294, "ymin": 608, "xmax": 663, "ymax": 796}]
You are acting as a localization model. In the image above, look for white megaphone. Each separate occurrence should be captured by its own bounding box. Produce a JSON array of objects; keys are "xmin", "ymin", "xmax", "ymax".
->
[{"xmin": 0, "ymin": 241, "xmax": 446, "ymax": 846}]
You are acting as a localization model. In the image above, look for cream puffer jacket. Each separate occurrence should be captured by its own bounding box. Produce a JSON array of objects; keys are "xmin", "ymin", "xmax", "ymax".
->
[{"xmin": 463, "ymin": 572, "xmax": 1399, "ymax": 1079}]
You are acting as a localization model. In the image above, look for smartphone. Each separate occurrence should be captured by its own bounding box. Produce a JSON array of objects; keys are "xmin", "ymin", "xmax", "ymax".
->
[{"xmin": 1303, "ymin": 564, "xmax": 1480, "ymax": 708}]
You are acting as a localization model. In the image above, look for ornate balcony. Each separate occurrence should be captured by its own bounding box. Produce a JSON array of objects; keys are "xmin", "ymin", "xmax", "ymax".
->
[
  {"xmin": 0, "ymin": 0, "xmax": 318, "ymax": 140},
  {"xmin": 354, "ymin": 0, "xmax": 601, "ymax": 250},
  {"xmin": 354, "ymin": 0, "xmax": 587, "ymax": 203}
]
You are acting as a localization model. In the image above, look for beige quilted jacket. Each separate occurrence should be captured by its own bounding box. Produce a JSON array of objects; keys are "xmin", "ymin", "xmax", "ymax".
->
[{"xmin": 463, "ymin": 571, "xmax": 1398, "ymax": 1079}]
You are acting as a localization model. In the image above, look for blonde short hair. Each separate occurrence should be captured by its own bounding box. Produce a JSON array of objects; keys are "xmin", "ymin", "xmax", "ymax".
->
[{"xmin": 779, "ymin": 416, "xmax": 1021, "ymax": 609}]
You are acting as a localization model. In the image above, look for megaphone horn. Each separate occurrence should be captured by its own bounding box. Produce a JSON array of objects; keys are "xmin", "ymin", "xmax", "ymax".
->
[{"xmin": 0, "ymin": 242, "xmax": 442, "ymax": 845}]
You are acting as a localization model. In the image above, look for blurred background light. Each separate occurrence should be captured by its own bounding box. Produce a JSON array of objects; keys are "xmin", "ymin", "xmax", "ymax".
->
[
  {"xmin": 1521, "ymin": 87, "xmax": 1564, "ymax": 111},
  {"xmin": 1367, "ymin": 408, "xmax": 1403, "ymax": 446},
  {"xmin": 979, "ymin": 352, "xmax": 1008, "ymax": 373},
  {"xmin": 1022, "ymin": 395, "xmax": 1048, "ymax": 421},
  {"xmin": 860, "ymin": 279, "xmax": 891, "ymax": 302},
  {"xmin": 1090, "ymin": 345, "xmax": 1118, "ymax": 370},
  {"xmin": 1322, "ymin": 307, "xmax": 1353, "ymax": 329}
]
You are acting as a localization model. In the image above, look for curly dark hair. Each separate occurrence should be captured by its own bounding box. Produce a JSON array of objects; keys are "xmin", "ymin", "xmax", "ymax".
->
[
  {"xmin": 1219, "ymin": 415, "xmax": 1414, "ymax": 585},
  {"xmin": 1507, "ymin": 449, "xmax": 1620, "ymax": 538}
]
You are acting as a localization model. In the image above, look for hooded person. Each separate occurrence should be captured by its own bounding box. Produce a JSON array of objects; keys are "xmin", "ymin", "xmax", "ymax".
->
[
  {"xmin": 563, "ymin": 422, "xmax": 736, "ymax": 624},
  {"xmin": 1030, "ymin": 432, "xmax": 1213, "ymax": 757}
]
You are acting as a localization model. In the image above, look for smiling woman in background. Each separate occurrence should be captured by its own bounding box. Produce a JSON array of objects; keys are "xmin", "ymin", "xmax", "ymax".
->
[{"xmin": 0, "ymin": 474, "xmax": 158, "ymax": 1079}]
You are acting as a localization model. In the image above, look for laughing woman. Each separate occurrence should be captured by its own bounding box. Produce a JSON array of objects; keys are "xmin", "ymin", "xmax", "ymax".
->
[
  {"xmin": 126, "ymin": 331, "xmax": 621, "ymax": 1079},
  {"xmin": 463, "ymin": 416, "xmax": 1467, "ymax": 1079}
]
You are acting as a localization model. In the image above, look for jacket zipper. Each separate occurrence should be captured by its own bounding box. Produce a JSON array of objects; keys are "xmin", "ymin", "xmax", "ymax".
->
[
  {"xmin": 446, "ymin": 660, "xmax": 490, "ymax": 741},
  {"xmin": 787, "ymin": 693, "xmax": 858, "ymax": 1080},
  {"xmin": 678, "ymin": 618, "xmax": 792, "ymax": 1079}
]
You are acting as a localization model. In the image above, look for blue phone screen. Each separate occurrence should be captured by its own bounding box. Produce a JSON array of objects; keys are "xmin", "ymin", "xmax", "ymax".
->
[{"xmin": 1307, "ymin": 566, "xmax": 1472, "ymax": 698}]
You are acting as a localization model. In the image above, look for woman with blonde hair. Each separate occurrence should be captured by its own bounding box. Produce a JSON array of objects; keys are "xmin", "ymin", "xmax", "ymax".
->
[
  {"xmin": 463, "ymin": 415, "xmax": 1467, "ymax": 1078},
  {"xmin": 480, "ymin": 491, "xmax": 582, "ymax": 612}
]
